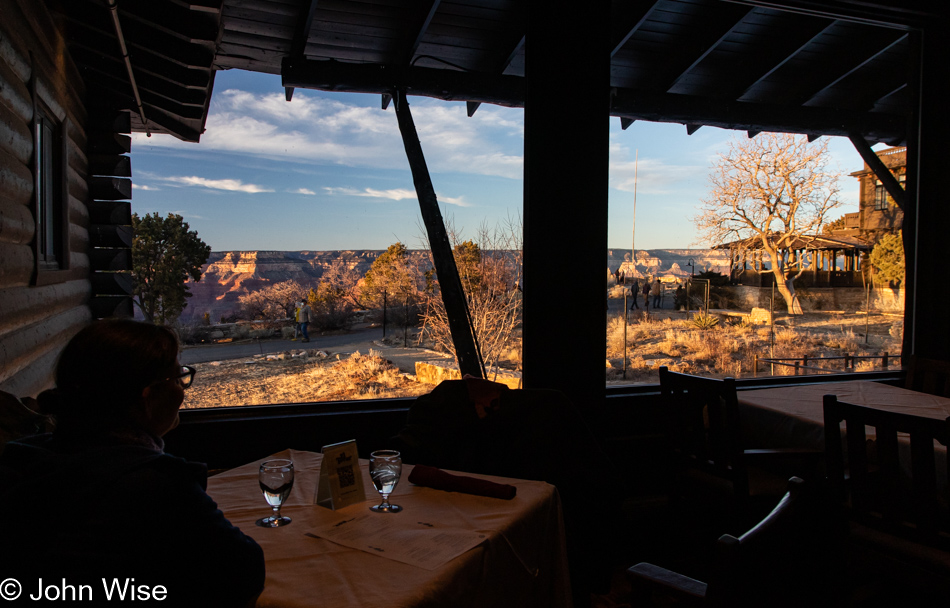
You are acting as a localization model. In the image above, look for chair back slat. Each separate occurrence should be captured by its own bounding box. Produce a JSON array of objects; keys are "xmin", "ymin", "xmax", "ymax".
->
[
  {"xmin": 822, "ymin": 394, "xmax": 950, "ymax": 547},
  {"xmin": 660, "ymin": 367, "xmax": 747, "ymax": 500}
]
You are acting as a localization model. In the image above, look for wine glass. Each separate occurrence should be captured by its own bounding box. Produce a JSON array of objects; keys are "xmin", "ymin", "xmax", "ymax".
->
[
  {"xmin": 256, "ymin": 459, "xmax": 294, "ymax": 527},
  {"xmin": 369, "ymin": 450, "xmax": 402, "ymax": 513}
]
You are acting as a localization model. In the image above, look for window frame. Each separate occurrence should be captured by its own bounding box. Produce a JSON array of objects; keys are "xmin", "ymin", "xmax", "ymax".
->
[{"xmin": 30, "ymin": 82, "xmax": 71, "ymax": 286}]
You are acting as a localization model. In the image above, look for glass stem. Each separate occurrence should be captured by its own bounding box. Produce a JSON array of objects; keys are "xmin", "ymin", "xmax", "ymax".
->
[{"xmin": 273, "ymin": 504, "xmax": 281, "ymax": 520}]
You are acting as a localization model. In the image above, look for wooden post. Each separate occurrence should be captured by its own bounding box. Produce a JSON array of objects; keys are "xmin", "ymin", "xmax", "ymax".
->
[{"xmin": 393, "ymin": 90, "xmax": 483, "ymax": 378}]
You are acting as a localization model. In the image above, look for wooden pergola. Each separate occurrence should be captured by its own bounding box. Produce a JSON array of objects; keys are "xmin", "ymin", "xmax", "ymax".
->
[{"xmin": 717, "ymin": 234, "xmax": 872, "ymax": 287}]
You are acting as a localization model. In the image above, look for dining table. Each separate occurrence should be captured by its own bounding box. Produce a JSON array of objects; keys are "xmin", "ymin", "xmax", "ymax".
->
[
  {"xmin": 206, "ymin": 449, "xmax": 573, "ymax": 608},
  {"xmin": 736, "ymin": 380, "xmax": 950, "ymax": 489}
]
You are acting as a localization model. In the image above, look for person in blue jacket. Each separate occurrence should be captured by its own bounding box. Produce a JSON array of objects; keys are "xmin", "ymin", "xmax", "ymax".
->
[{"xmin": 0, "ymin": 320, "xmax": 264, "ymax": 607}]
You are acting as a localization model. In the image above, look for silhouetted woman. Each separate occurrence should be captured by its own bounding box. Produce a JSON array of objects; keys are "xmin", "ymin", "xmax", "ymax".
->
[{"xmin": 0, "ymin": 320, "xmax": 264, "ymax": 607}]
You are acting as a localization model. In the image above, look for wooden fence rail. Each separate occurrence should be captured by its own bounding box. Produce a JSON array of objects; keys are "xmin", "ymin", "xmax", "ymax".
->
[{"xmin": 753, "ymin": 353, "xmax": 901, "ymax": 377}]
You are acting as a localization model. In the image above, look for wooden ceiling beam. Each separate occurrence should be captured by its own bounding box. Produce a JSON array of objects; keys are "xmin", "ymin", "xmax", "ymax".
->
[
  {"xmin": 402, "ymin": 0, "xmax": 441, "ymax": 65},
  {"xmin": 69, "ymin": 47, "xmax": 208, "ymax": 105},
  {"xmin": 117, "ymin": 0, "xmax": 220, "ymax": 44},
  {"xmin": 735, "ymin": 19, "xmax": 838, "ymax": 100},
  {"xmin": 721, "ymin": 0, "xmax": 931, "ymax": 29},
  {"xmin": 60, "ymin": 12, "xmax": 215, "ymax": 69},
  {"xmin": 284, "ymin": 0, "xmax": 321, "ymax": 101},
  {"xmin": 665, "ymin": 6, "xmax": 758, "ymax": 92},
  {"xmin": 281, "ymin": 57, "xmax": 905, "ymax": 143},
  {"xmin": 82, "ymin": 71, "xmax": 207, "ymax": 120},
  {"xmin": 468, "ymin": 32, "xmax": 525, "ymax": 116},
  {"xmin": 68, "ymin": 44, "xmax": 211, "ymax": 90},
  {"xmin": 802, "ymin": 33, "xmax": 908, "ymax": 106},
  {"xmin": 610, "ymin": 2, "xmax": 656, "ymax": 57},
  {"xmin": 612, "ymin": 88, "xmax": 905, "ymax": 143},
  {"xmin": 848, "ymin": 132, "xmax": 906, "ymax": 210}
]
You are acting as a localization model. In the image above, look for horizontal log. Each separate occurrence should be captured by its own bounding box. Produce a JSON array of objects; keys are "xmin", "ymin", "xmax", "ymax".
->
[
  {"xmin": 0, "ymin": 344, "xmax": 58, "ymax": 398},
  {"xmin": 89, "ymin": 176, "xmax": 132, "ymax": 201},
  {"xmin": 0, "ymin": 20, "xmax": 33, "ymax": 83},
  {"xmin": 0, "ymin": 95, "xmax": 30, "ymax": 164},
  {"xmin": 89, "ymin": 295, "xmax": 134, "ymax": 320},
  {"xmin": 91, "ymin": 271, "xmax": 134, "ymax": 296},
  {"xmin": 67, "ymin": 118, "xmax": 88, "ymax": 157},
  {"xmin": 88, "ymin": 154, "xmax": 131, "ymax": 178},
  {"xmin": 0, "ymin": 240, "xmax": 33, "ymax": 288},
  {"xmin": 87, "ymin": 200, "xmax": 132, "ymax": 225},
  {"xmin": 68, "ymin": 221, "xmax": 90, "ymax": 252},
  {"xmin": 0, "ymin": 305, "xmax": 91, "ymax": 392},
  {"xmin": 87, "ymin": 107, "xmax": 132, "ymax": 134},
  {"xmin": 0, "ymin": 195, "xmax": 34, "ymax": 245},
  {"xmin": 0, "ymin": 278, "xmax": 91, "ymax": 339},
  {"xmin": 67, "ymin": 136, "xmax": 89, "ymax": 175},
  {"xmin": 89, "ymin": 248, "xmax": 131, "ymax": 272},
  {"xmin": 86, "ymin": 132, "xmax": 131, "ymax": 155},
  {"xmin": 0, "ymin": 53, "xmax": 32, "ymax": 124},
  {"xmin": 88, "ymin": 224, "xmax": 133, "ymax": 248},
  {"xmin": 0, "ymin": 147, "xmax": 31, "ymax": 205},
  {"xmin": 68, "ymin": 193, "xmax": 89, "ymax": 230},
  {"xmin": 68, "ymin": 164, "xmax": 89, "ymax": 201}
]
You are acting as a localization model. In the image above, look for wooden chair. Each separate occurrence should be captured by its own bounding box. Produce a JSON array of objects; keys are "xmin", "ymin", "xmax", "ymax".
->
[
  {"xmin": 628, "ymin": 477, "xmax": 844, "ymax": 608},
  {"xmin": 823, "ymin": 394, "xmax": 950, "ymax": 597},
  {"xmin": 904, "ymin": 355, "xmax": 950, "ymax": 397},
  {"xmin": 659, "ymin": 367, "xmax": 822, "ymax": 524}
]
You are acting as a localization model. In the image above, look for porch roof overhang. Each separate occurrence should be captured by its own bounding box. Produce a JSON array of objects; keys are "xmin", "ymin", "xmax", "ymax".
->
[
  {"xmin": 714, "ymin": 234, "xmax": 872, "ymax": 252},
  {"xmin": 48, "ymin": 0, "xmax": 941, "ymax": 146}
]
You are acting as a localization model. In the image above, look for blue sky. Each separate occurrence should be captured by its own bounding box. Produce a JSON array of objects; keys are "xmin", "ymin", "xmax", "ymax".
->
[{"xmin": 130, "ymin": 69, "xmax": 870, "ymax": 252}]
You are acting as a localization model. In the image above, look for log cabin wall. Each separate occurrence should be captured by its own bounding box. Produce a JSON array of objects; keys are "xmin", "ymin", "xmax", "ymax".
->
[{"xmin": 0, "ymin": 0, "xmax": 92, "ymax": 398}]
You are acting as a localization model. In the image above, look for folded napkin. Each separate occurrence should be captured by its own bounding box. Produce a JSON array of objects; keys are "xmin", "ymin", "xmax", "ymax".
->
[{"xmin": 408, "ymin": 464, "xmax": 517, "ymax": 500}]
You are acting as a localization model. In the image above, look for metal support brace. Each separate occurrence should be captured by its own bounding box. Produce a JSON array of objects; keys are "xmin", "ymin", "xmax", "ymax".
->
[
  {"xmin": 849, "ymin": 132, "xmax": 906, "ymax": 211},
  {"xmin": 392, "ymin": 90, "xmax": 484, "ymax": 378}
]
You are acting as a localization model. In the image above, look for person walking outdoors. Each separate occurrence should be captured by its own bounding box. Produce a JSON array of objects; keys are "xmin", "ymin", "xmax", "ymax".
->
[
  {"xmin": 292, "ymin": 301, "xmax": 301, "ymax": 341},
  {"xmin": 642, "ymin": 277, "xmax": 651, "ymax": 312},
  {"xmin": 298, "ymin": 299, "xmax": 312, "ymax": 343},
  {"xmin": 651, "ymin": 278, "xmax": 662, "ymax": 308},
  {"xmin": 629, "ymin": 277, "xmax": 640, "ymax": 309}
]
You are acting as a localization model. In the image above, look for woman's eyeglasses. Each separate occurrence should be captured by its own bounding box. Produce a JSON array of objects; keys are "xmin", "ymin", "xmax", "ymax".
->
[{"xmin": 170, "ymin": 365, "xmax": 197, "ymax": 389}]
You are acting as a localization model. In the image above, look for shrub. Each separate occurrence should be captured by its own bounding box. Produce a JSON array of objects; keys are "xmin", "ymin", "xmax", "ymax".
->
[{"xmin": 691, "ymin": 314, "xmax": 720, "ymax": 330}]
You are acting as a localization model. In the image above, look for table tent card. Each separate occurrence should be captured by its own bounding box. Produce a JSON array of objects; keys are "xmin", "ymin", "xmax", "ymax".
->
[{"xmin": 314, "ymin": 440, "xmax": 367, "ymax": 510}]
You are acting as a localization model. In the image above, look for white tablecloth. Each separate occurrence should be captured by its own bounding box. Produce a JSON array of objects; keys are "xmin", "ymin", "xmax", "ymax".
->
[{"xmin": 207, "ymin": 449, "xmax": 573, "ymax": 608}]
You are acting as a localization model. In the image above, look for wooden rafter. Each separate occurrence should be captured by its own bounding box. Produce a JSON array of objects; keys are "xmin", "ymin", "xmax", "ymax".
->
[
  {"xmin": 402, "ymin": 0, "xmax": 441, "ymax": 64},
  {"xmin": 802, "ymin": 33, "xmax": 909, "ymax": 106},
  {"xmin": 737, "ymin": 20, "xmax": 838, "ymax": 101},
  {"xmin": 660, "ymin": 5, "xmax": 757, "ymax": 92},
  {"xmin": 610, "ymin": 2, "xmax": 655, "ymax": 57},
  {"xmin": 467, "ymin": 33, "xmax": 524, "ymax": 116},
  {"xmin": 285, "ymin": 0, "xmax": 320, "ymax": 101}
]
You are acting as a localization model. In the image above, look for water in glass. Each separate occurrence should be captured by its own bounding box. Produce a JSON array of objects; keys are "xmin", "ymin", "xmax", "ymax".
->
[
  {"xmin": 369, "ymin": 450, "xmax": 402, "ymax": 513},
  {"xmin": 256, "ymin": 458, "xmax": 294, "ymax": 527}
]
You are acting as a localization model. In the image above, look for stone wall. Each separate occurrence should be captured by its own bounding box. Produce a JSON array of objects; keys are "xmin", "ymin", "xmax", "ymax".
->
[{"xmin": 716, "ymin": 285, "xmax": 904, "ymax": 313}]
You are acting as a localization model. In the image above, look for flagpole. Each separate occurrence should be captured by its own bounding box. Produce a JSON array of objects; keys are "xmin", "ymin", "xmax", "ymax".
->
[{"xmin": 631, "ymin": 149, "xmax": 638, "ymax": 274}]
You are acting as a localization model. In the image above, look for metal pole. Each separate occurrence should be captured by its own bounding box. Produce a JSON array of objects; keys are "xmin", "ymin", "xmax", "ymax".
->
[
  {"xmin": 382, "ymin": 290, "xmax": 387, "ymax": 337},
  {"xmin": 631, "ymin": 149, "xmax": 638, "ymax": 271},
  {"xmin": 404, "ymin": 295, "xmax": 409, "ymax": 347},
  {"xmin": 865, "ymin": 282, "xmax": 871, "ymax": 344}
]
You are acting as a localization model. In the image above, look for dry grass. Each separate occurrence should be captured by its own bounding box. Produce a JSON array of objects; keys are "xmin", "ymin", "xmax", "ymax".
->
[
  {"xmin": 606, "ymin": 311, "xmax": 901, "ymax": 384},
  {"xmin": 182, "ymin": 349, "xmax": 430, "ymax": 408}
]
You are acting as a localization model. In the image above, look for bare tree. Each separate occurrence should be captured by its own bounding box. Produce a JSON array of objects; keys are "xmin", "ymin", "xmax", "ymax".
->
[
  {"xmin": 238, "ymin": 280, "xmax": 310, "ymax": 320},
  {"xmin": 320, "ymin": 257, "xmax": 366, "ymax": 309},
  {"xmin": 421, "ymin": 217, "xmax": 523, "ymax": 375},
  {"xmin": 693, "ymin": 133, "xmax": 842, "ymax": 313}
]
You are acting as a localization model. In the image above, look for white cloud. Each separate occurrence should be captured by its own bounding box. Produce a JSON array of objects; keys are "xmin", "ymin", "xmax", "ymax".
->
[
  {"xmin": 323, "ymin": 186, "xmax": 470, "ymax": 207},
  {"xmin": 161, "ymin": 176, "xmax": 274, "ymax": 193},
  {"xmin": 292, "ymin": 188, "xmax": 316, "ymax": 195},
  {"xmin": 133, "ymin": 184, "xmax": 159, "ymax": 191},
  {"xmin": 131, "ymin": 88, "xmax": 525, "ymax": 180}
]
